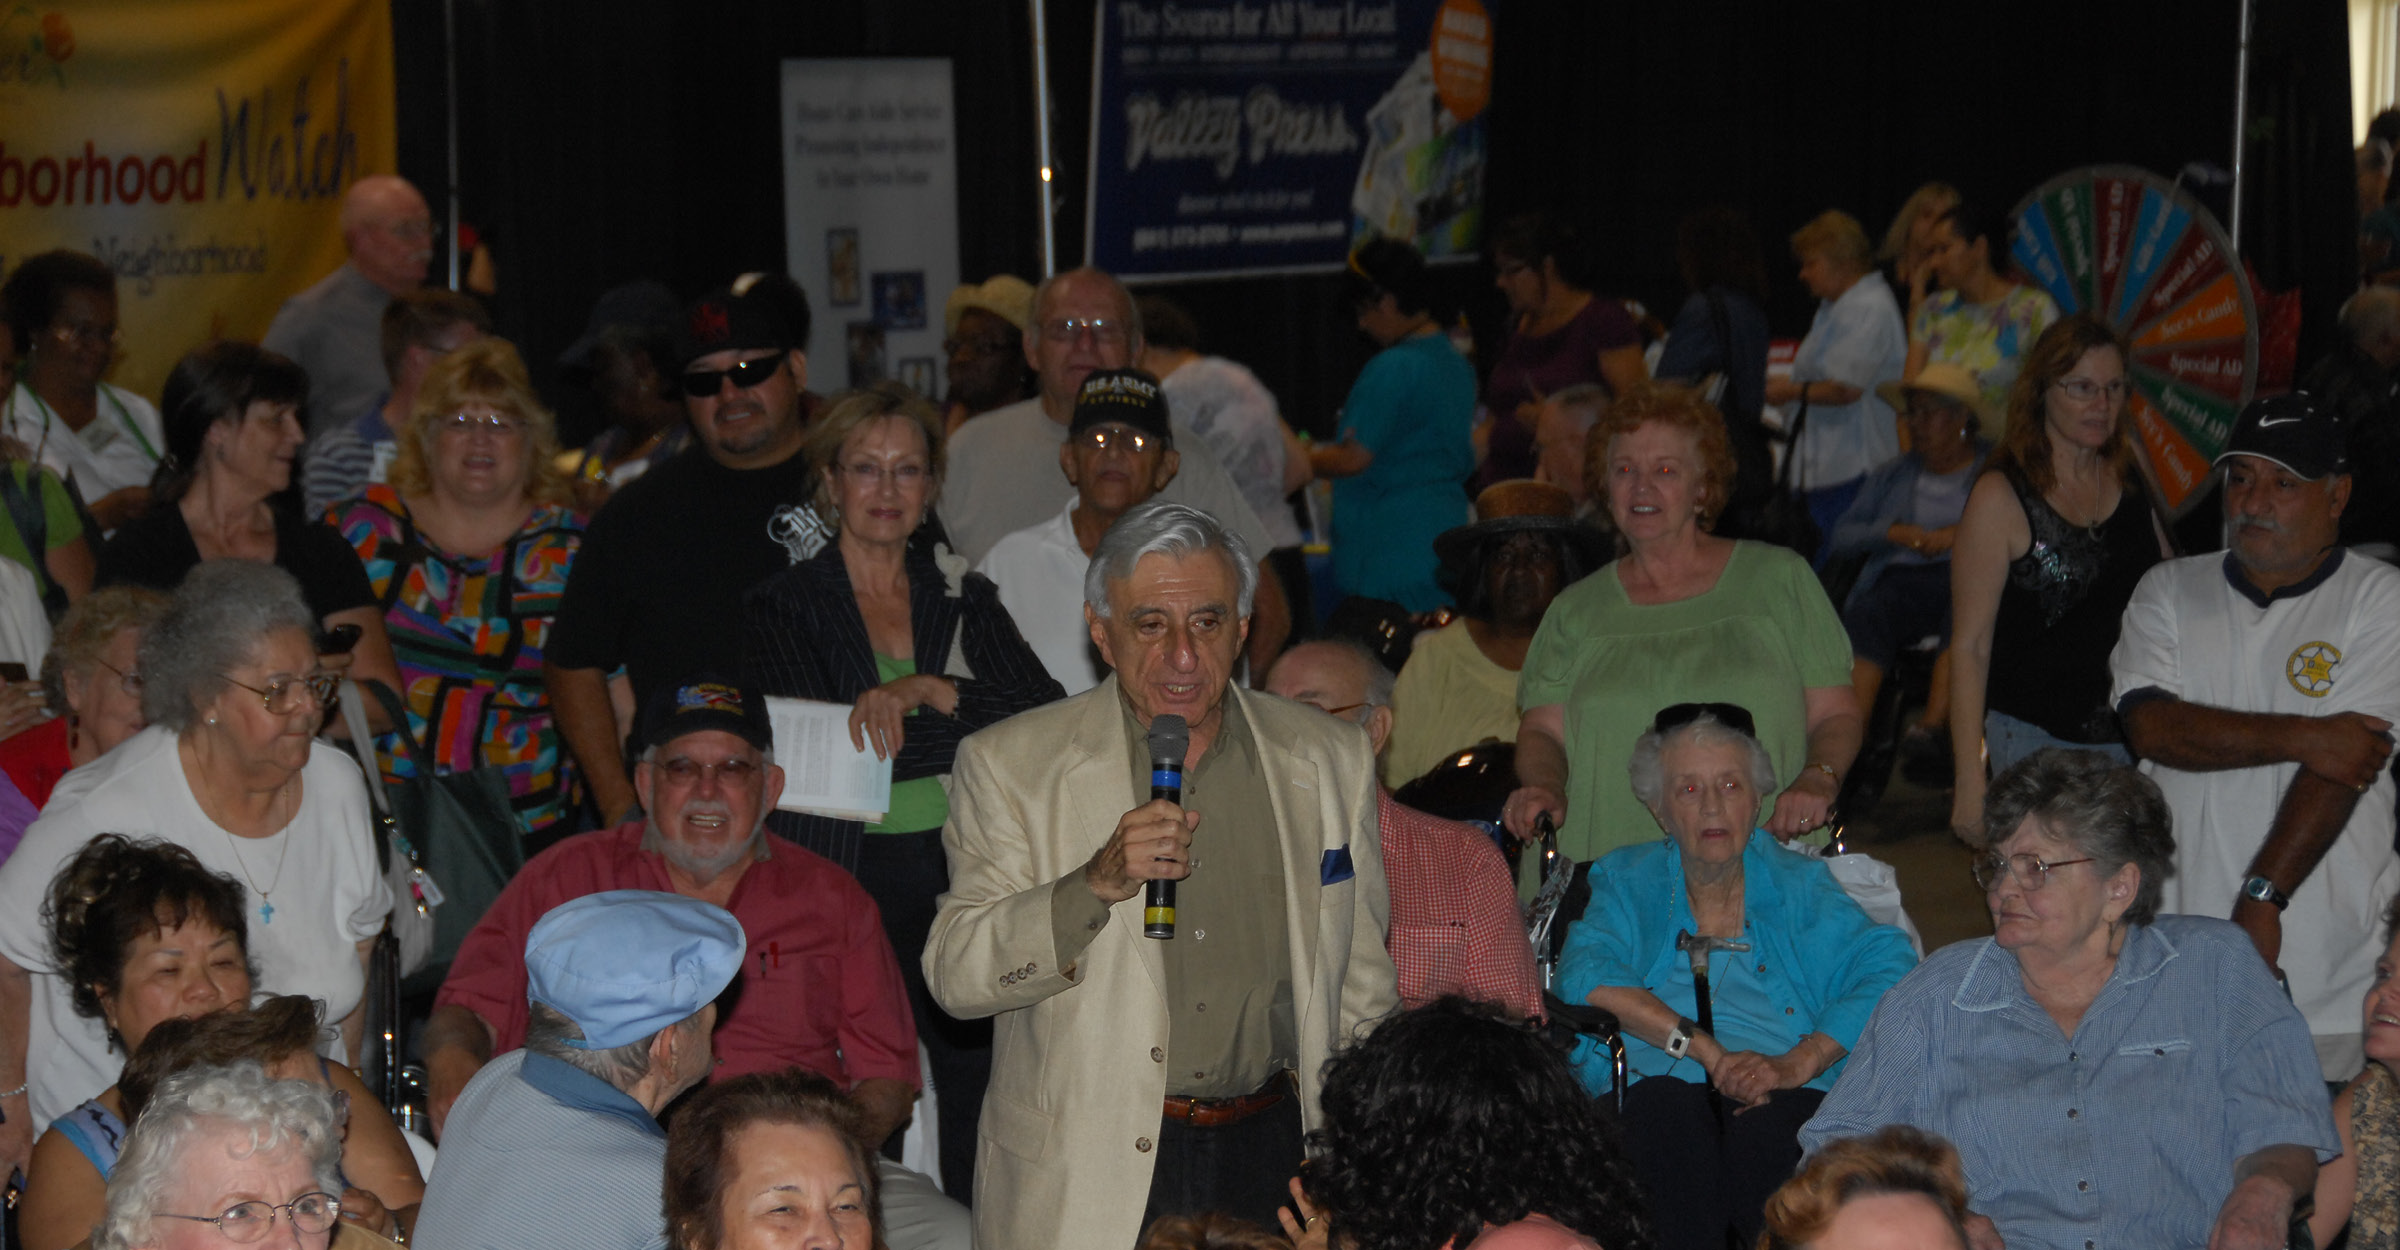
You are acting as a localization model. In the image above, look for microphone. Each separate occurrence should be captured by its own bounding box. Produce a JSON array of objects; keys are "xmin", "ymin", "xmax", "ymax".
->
[{"xmin": 1144, "ymin": 714, "xmax": 1189, "ymax": 940}]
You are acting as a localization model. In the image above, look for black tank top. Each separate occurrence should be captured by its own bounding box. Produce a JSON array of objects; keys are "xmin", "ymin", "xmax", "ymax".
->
[{"xmin": 1985, "ymin": 465, "xmax": 2162, "ymax": 743}]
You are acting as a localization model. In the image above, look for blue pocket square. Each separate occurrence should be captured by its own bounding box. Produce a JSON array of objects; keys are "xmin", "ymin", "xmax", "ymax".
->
[{"xmin": 1320, "ymin": 846, "xmax": 1355, "ymax": 885}]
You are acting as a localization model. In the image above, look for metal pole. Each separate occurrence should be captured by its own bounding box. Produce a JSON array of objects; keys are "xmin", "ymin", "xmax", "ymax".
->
[
  {"xmin": 2228, "ymin": 0, "xmax": 2253, "ymax": 254},
  {"xmin": 444, "ymin": 0, "xmax": 462, "ymax": 290},
  {"xmin": 1028, "ymin": 0, "xmax": 1057, "ymax": 277}
]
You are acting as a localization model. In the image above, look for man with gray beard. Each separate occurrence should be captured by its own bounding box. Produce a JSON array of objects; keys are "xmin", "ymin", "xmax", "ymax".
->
[{"xmin": 422, "ymin": 674, "xmax": 973, "ymax": 1248}]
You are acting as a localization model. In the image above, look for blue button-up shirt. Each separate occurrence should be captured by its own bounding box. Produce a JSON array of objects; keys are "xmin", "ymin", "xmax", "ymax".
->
[{"xmin": 1801, "ymin": 916, "xmax": 2337, "ymax": 1250}]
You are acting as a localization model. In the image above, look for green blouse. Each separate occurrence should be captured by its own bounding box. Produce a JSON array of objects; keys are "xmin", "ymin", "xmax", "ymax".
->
[{"xmin": 865, "ymin": 653, "xmax": 953, "ymax": 835}]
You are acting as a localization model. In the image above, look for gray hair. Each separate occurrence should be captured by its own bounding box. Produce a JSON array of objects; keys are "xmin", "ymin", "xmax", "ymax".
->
[
  {"xmin": 96, "ymin": 1060, "xmax": 344, "ymax": 1250},
  {"xmin": 525, "ymin": 1000, "xmax": 707, "ymax": 1092},
  {"xmin": 1084, "ymin": 501, "xmax": 1257, "ymax": 619},
  {"xmin": 1980, "ymin": 748, "xmax": 2175, "ymax": 925},
  {"xmin": 1031, "ymin": 266, "xmax": 1145, "ymax": 347},
  {"xmin": 139, "ymin": 561, "xmax": 317, "ymax": 730},
  {"xmin": 1547, "ymin": 382, "xmax": 1609, "ymax": 431},
  {"xmin": 1627, "ymin": 713, "xmax": 1777, "ymax": 816}
]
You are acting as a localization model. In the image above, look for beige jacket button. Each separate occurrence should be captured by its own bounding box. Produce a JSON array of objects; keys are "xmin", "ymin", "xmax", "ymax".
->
[
  {"xmin": 1151, "ymin": 1047, "xmax": 1164, "ymax": 1062},
  {"xmin": 1136, "ymin": 1137, "xmax": 1154, "ymax": 1153}
]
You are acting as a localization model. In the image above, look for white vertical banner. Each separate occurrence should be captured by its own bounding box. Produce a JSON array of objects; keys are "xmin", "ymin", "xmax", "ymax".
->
[{"xmin": 780, "ymin": 58, "xmax": 960, "ymax": 402}]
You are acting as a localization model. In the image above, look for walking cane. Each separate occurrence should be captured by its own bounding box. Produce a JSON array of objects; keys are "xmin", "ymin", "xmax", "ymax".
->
[{"xmin": 1675, "ymin": 928, "xmax": 1751, "ymax": 1124}]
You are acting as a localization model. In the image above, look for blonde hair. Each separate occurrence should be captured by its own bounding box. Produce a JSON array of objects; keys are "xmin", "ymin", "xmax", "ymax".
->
[
  {"xmin": 1791, "ymin": 210, "xmax": 1874, "ymax": 273},
  {"xmin": 393, "ymin": 337, "xmax": 572, "ymax": 508},
  {"xmin": 1760, "ymin": 1126, "xmax": 1971, "ymax": 1249},
  {"xmin": 801, "ymin": 383, "xmax": 946, "ymax": 527},
  {"xmin": 1879, "ymin": 182, "xmax": 1961, "ymax": 264}
]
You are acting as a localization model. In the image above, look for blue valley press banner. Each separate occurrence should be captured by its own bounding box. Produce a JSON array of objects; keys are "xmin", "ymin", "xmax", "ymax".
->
[
  {"xmin": 1087, "ymin": 0, "xmax": 1493, "ymax": 280},
  {"xmin": 0, "ymin": 0, "xmax": 397, "ymax": 402}
]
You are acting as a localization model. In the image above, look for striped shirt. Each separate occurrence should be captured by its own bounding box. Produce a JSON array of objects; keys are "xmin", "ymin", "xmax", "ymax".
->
[{"xmin": 1801, "ymin": 916, "xmax": 2337, "ymax": 1249}]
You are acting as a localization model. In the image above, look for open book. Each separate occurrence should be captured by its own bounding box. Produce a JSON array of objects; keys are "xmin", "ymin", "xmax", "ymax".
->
[{"xmin": 765, "ymin": 696, "xmax": 893, "ymax": 823}]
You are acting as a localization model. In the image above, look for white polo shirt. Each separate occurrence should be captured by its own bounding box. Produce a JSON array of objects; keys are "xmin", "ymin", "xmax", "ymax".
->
[
  {"xmin": 2110, "ymin": 548, "xmax": 2400, "ymax": 1079},
  {"xmin": 977, "ymin": 500, "xmax": 1107, "ymax": 696},
  {"xmin": 0, "ymin": 382, "xmax": 164, "ymax": 519}
]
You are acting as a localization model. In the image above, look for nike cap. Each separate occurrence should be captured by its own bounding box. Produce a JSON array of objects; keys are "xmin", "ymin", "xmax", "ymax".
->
[{"xmin": 2217, "ymin": 392, "xmax": 2348, "ymax": 480}]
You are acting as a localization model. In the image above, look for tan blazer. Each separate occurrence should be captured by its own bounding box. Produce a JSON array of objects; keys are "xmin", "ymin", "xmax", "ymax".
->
[{"xmin": 926, "ymin": 679, "xmax": 1398, "ymax": 1250}]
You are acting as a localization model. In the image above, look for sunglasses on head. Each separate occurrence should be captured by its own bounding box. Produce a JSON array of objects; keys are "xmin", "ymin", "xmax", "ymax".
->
[
  {"xmin": 679, "ymin": 354, "xmax": 785, "ymax": 397},
  {"xmin": 1651, "ymin": 701, "xmax": 1758, "ymax": 738}
]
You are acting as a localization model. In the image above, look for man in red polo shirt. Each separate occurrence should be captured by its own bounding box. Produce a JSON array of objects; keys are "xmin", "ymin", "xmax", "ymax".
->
[{"xmin": 422, "ymin": 673, "xmax": 967, "ymax": 1248}]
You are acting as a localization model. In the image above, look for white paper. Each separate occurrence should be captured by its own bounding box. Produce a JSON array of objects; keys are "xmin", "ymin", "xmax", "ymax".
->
[{"xmin": 766, "ymin": 696, "xmax": 894, "ymax": 823}]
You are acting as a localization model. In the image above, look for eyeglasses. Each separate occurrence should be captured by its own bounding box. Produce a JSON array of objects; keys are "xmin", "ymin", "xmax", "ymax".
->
[
  {"xmin": 680, "ymin": 355, "xmax": 786, "ymax": 397},
  {"xmin": 155, "ymin": 1191, "xmax": 341, "ymax": 1242},
  {"xmin": 434, "ymin": 411, "xmax": 528, "ymax": 438},
  {"xmin": 1651, "ymin": 702, "xmax": 1757, "ymax": 738},
  {"xmin": 381, "ymin": 217, "xmax": 439, "ymax": 243},
  {"xmin": 659, "ymin": 756, "xmax": 761, "ymax": 785},
  {"xmin": 1073, "ymin": 426, "xmax": 1160, "ymax": 454},
  {"xmin": 219, "ymin": 670, "xmax": 341, "ymax": 716},
  {"xmin": 1039, "ymin": 317, "xmax": 1130, "ymax": 346},
  {"xmin": 95, "ymin": 657, "xmax": 142, "ymax": 697},
  {"xmin": 838, "ymin": 461, "xmax": 928, "ymax": 487},
  {"xmin": 49, "ymin": 321, "xmax": 120, "ymax": 350},
  {"xmin": 944, "ymin": 333, "xmax": 1017, "ymax": 358},
  {"xmin": 1493, "ymin": 260, "xmax": 1531, "ymax": 279},
  {"xmin": 1971, "ymin": 852, "xmax": 2097, "ymax": 892},
  {"xmin": 2052, "ymin": 378, "xmax": 2128, "ymax": 404}
]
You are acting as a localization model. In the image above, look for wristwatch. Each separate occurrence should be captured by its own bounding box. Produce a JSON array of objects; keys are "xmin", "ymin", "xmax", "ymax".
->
[
  {"xmin": 2241, "ymin": 876, "xmax": 2292, "ymax": 911},
  {"xmin": 1664, "ymin": 1016, "xmax": 1701, "ymax": 1060}
]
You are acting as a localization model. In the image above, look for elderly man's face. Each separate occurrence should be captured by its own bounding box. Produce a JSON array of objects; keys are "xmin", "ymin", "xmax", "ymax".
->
[
  {"xmin": 638, "ymin": 730, "xmax": 784, "ymax": 882},
  {"xmin": 345, "ymin": 179, "xmax": 433, "ymax": 294},
  {"xmin": 1533, "ymin": 400, "xmax": 1592, "ymax": 503},
  {"xmin": 1089, "ymin": 550, "xmax": 1247, "ymax": 736},
  {"xmin": 1265, "ymin": 641, "xmax": 1389, "ymax": 756},
  {"xmin": 2223, "ymin": 454, "xmax": 2348, "ymax": 585},
  {"xmin": 1032, "ymin": 272, "xmax": 1137, "ymax": 417},
  {"xmin": 1063, "ymin": 422, "xmax": 1177, "ymax": 516},
  {"xmin": 153, "ymin": 1130, "xmax": 334, "ymax": 1250}
]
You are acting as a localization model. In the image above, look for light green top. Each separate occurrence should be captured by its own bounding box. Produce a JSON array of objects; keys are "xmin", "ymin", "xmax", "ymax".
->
[
  {"xmin": 1517, "ymin": 540, "xmax": 1852, "ymax": 862},
  {"xmin": 865, "ymin": 653, "xmax": 952, "ymax": 835}
]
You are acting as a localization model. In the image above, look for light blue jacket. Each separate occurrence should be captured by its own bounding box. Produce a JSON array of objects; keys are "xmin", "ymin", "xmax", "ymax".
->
[{"xmin": 1556, "ymin": 829, "xmax": 1917, "ymax": 1093}]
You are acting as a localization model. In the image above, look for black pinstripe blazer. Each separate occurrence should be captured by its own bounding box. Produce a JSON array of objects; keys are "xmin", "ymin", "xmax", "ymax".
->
[{"xmin": 742, "ymin": 538, "xmax": 1066, "ymax": 872}]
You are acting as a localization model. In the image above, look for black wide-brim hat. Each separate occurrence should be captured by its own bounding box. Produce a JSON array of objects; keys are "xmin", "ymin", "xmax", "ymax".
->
[{"xmin": 1435, "ymin": 479, "xmax": 1613, "ymax": 588}]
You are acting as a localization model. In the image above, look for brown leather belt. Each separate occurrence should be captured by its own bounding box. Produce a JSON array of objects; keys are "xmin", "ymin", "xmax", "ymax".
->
[{"xmin": 1162, "ymin": 1072, "xmax": 1292, "ymax": 1127}]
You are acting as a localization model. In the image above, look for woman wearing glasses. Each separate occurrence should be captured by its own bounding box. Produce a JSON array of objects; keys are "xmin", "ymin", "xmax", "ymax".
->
[
  {"xmin": 92, "ymin": 1060, "xmax": 400, "ymax": 1250},
  {"xmin": 1557, "ymin": 703, "xmax": 1914, "ymax": 1250},
  {"xmin": 1947, "ymin": 314, "xmax": 2166, "ymax": 843},
  {"xmin": 1803, "ymin": 750, "xmax": 2336, "ymax": 1250},
  {"xmin": 0, "ymin": 586, "xmax": 171, "ymax": 860},
  {"xmin": 0, "ymin": 250, "xmax": 165, "ymax": 535},
  {"xmin": 328, "ymin": 338, "xmax": 587, "ymax": 847},
  {"xmin": 744, "ymin": 383, "xmax": 1062, "ymax": 1202},
  {"xmin": 94, "ymin": 341, "xmax": 406, "ymax": 715},
  {"xmin": 0, "ymin": 560, "xmax": 391, "ymax": 1173}
]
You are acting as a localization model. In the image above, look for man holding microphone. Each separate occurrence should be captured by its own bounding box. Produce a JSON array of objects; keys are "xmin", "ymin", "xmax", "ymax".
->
[{"xmin": 927, "ymin": 500, "xmax": 1395, "ymax": 1250}]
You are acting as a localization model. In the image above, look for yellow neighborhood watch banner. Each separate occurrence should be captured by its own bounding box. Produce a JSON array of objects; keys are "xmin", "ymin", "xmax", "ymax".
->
[{"xmin": 0, "ymin": 0, "xmax": 397, "ymax": 403}]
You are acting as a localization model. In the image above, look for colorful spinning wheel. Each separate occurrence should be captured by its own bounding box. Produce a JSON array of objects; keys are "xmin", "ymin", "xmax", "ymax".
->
[{"xmin": 2011, "ymin": 166, "xmax": 2258, "ymax": 517}]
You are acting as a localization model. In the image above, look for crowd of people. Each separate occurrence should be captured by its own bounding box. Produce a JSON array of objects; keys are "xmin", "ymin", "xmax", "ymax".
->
[{"xmin": 0, "ymin": 158, "xmax": 2395, "ymax": 1250}]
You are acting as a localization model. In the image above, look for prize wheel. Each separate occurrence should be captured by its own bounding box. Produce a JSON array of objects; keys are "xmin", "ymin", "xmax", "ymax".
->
[{"xmin": 2010, "ymin": 166, "xmax": 2258, "ymax": 517}]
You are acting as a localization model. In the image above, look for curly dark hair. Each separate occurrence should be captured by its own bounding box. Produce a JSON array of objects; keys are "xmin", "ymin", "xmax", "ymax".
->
[
  {"xmin": 1303, "ymin": 998, "xmax": 1653, "ymax": 1250},
  {"xmin": 43, "ymin": 834, "xmax": 251, "ymax": 1035}
]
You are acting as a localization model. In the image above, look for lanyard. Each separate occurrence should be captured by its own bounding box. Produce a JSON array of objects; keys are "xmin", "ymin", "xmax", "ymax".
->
[{"xmin": 13, "ymin": 383, "xmax": 162, "ymax": 466}]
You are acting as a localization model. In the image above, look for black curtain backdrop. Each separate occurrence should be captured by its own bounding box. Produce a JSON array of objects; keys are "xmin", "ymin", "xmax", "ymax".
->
[{"xmin": 390, "ymin": 0, "xmax": 2352, "ymax": 450}]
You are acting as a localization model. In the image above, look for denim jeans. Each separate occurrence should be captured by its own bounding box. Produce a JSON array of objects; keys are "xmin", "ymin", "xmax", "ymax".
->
[{"xmin": 1985, "ymin": 709, "xmax": 2132, "ymax": 776}]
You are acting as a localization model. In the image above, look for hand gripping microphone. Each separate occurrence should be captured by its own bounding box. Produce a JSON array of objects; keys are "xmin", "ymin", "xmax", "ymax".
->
[{"xmin": 1144, "ymin": 714, "xmax": 1190, "ymax": 940}]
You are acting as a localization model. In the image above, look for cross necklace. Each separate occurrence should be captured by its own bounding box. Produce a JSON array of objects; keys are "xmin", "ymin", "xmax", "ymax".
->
[{"xmin": 214, "ymin": 777, "xmax": 297, "ymax": 924}]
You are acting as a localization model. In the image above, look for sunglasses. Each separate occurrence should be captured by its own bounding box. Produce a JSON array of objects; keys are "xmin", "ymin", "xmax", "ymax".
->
[
  {"xmin": 1651, "ymin": 701, "xmax": 1757, "ymax": 738},
  {"xmin": 679, "ymin": 355, "xmax": 786, "ymax": 397}
]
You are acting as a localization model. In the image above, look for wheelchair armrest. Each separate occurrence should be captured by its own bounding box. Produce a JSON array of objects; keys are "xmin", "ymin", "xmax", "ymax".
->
[{"xmin": 1541, "ymin": 991, "xmax": 1620, "ymax": 1039}]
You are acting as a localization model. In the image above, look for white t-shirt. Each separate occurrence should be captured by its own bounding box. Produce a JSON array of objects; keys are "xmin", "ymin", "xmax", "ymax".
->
[
  {"xmin": 1160, "ymin": 356, "xmax": 1304, "ymax": 549},
  {"xmin": 0, "ymin": 382, "xmax": 165, "ymax": 515},
  {"xmin": 2109, "ymin": 550, "xmax": 2400, "ymax": 1079},
  {"xmin": 0, "ymin": 723, "xmax": 392, "ymax": 1129},
  {"xmin": 936, "ymin": 397, "xmax": 1275, "ymax": 566},
  {"xmin": 0, "ymin": 556, "xmax": 51, "ymax": 669},
  {"xmin": 978, "ymin": 500, "xmax": 1106, "ymax": 696},
  {"xmin": 1789, "ymin": 272, "xmax": 1906, "ymax": 490}
]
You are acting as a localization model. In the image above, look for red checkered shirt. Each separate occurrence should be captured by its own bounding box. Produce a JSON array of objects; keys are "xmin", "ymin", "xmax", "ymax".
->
[{"xmin": 1377, "ymin": 789, "xmax": 1543, "ymax": 1019}]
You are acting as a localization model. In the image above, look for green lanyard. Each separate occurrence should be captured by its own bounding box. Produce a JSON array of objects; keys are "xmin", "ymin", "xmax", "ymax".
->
[{"xmin": 15, "ymin": 383, "xmax": 162, "ymax": 465}]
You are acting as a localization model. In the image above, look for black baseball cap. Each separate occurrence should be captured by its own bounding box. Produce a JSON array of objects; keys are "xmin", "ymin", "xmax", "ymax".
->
[
  {"xmin": 639, "ymin": 673, "xmax": 773, "ymax": 753},
  {"xmin": 1069, "ymin": 368, "xmax": 1172, "ymax": 445},
  {"xmin": 675, "ymin": 276, "xmax": 799, "ymax": 370},
  {"xmin": 560, "ymin": 280, "xmax": 679, "ymax": 371},
  {"xmin": 2216, "ymin": 392, "xmax": 2349, "ymax": 480}
]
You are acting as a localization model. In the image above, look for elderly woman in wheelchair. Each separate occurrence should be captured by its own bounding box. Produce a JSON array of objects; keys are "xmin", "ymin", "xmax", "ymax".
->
[{"xmin": 1556, "ymin": 702, "xmax": 1915, "ymax": 1250}]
